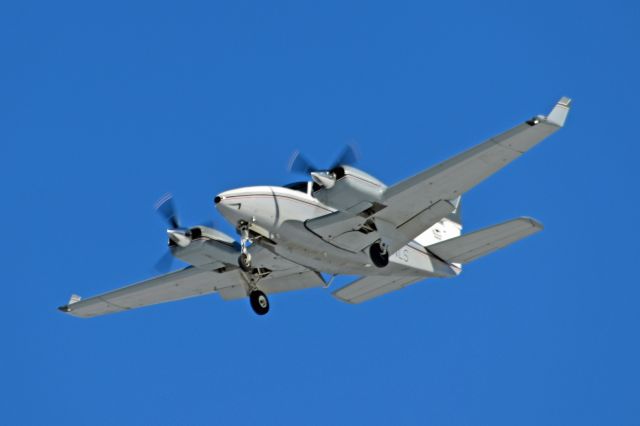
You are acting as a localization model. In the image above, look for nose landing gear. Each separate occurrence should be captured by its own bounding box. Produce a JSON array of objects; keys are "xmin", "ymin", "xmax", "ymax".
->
[
  {"xmin": 249, "ymin": 290, "xmax": 269, "ymax": 315},
  {"xmin": 237, "ymin": 222, "xmax": 253, "ymax": 272},
  {"xmin": 236, "ymin": 222, "xmax": 271, "ymax": 315},
  {"xmin": 238, "ymin": 252, "xmax": 252, "ymax": 272}
]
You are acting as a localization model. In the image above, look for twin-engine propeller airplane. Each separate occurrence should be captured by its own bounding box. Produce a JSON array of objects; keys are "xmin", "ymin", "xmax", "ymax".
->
[{"xmin": 59, "ymin": 97, "xmax": 571, "ymax": 317}]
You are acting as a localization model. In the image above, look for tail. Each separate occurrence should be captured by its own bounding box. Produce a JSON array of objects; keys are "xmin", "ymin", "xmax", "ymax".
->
[
  {"xmin": 414, "ymin": 196, "xmax": 463, "ymax": 247},
  {"xmin": 426, "ymin": 217, "xmax": 543, "ymax": 264}
]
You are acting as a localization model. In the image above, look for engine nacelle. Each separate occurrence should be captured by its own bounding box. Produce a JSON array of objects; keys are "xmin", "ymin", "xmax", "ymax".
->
[
  {"xmin": 313, "ymin": 165, "xmax": 387, "ymax": 212},
  {"xmin": 172, "ymin": 226, "xmax": 240, "ymax": 269}
]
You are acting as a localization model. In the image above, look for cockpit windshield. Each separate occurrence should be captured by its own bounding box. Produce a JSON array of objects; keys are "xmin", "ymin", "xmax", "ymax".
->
[{"xmin": 283, "ymin": 181, "xmax": 308, "ymax": 193}]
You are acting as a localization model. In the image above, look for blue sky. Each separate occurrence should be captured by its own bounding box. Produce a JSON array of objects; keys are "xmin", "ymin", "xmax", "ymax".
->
[{"xmin": 2, "ymin": 1, "xmax": 639, "ymax": 424}]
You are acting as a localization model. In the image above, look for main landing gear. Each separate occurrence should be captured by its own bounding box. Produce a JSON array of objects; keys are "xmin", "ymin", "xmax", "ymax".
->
[
  {"xmin": 370, "ymin": 240, "xmax": 389, "ymax": 267},
  {"xmin": 249, "ymin": 290, "xmax": 269, "ymax": 315}
]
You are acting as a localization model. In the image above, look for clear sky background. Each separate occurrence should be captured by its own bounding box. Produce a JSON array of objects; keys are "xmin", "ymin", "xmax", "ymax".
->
[{"xmin": 2, "ymin": 1, "xmax": 639, "ymax": 425}]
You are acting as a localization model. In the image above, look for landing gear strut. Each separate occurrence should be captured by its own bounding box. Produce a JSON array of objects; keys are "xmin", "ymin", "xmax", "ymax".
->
[
  {"xmin": 236, "ymin": 222, "xmax": 269, "ymax": 315},
  {"xmin": 370, "ymin": 240, "xmax": 389, "ymax": 267},
  {"xmin": 249, "ymin": 290, "xmax": 269, "ymax": 315},
  {"xmin": 237, "ymin": 222, "xmax": 252, "ymax": 272}
]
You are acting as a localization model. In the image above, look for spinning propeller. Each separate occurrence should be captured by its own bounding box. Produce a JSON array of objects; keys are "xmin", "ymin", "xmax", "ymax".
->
[
  {"xmin": 153, "ymin": 193, "xmax": 214, "ymax": 272},
  {"xmin": 288, "ymin": 144, "xmax": 358, "ymax": 188},
  {"xmin": 155, "ymin": 193, "xmax": 191, "ymax": 248}
]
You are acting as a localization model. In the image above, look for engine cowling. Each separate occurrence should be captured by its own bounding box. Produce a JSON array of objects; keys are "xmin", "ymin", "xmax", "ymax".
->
[
  {"xmin": 171, "ymin": 226, "xmax": 240, "ymax": 268},
  {"xmin": 313, "ymin": 165, "xmax": 387, "ymax": 212}
]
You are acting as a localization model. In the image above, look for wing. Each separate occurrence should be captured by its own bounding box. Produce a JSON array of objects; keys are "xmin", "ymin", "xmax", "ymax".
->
[
  {"xmin": 377, "ymin": 97, "xmax": 570, "ymax": 228},
  {"xmin": 58, "ymin": 267, "xmax": 239, "ymax": 318},
  {"xmin": 427, "ymin": 217, "xmax": 543, "ymax": 264},
  {"xmin": 308, "ymin": 97, "xmax": 570, "ymax": 253},
  {"xmin": 333, "ymin": 276, "xmax": 423, "ymax": 304},
  {"xmin": 59, "ymin": 249, "xmax": 325, "ymax": 318}
]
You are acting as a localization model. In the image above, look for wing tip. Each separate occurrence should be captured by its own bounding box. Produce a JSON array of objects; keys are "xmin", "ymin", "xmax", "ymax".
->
[
  {"xmin": 519, "ymin": 216, "xmax": 544, "ymax": 231},
  {"xmin": 58, "ymin": 294, "xmax": 82, "ymax": 314},
  {"xmin": 547, "ymin": 96, "xmax": 572, "ymax": 127},
  {"xmin": 558, "ymin": 96, "xmax": 572, "ymax": 107}
]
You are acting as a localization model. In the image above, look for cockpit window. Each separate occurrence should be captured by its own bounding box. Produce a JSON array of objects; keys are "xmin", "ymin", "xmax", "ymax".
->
[{"xmin": 283, "ymin": 181, "xmax": 308, "ymax": 193}]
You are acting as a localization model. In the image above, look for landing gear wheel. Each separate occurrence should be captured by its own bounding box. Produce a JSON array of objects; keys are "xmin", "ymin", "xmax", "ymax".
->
[
  {"xmin": 238, "ymin": 252, "xmax": 252, "ymax": 272},
  {"xmin": 249, "ymin": 290, "xmax": 269, "ymax": 315},
  {"xmin": 370, "ymin": 242, "xmax": 389, "ymax": 268}
]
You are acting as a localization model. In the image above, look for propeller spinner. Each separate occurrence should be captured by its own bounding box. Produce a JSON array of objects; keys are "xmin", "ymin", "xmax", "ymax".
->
[{"xmin": 155, "ymin": 193, "xmax": 191, "ymax": 248}]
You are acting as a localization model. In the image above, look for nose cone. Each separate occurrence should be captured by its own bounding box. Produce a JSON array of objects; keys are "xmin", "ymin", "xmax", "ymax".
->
[
  {"xmin": 215, "ymin": 186, "xmax": 277, "ymax": 230},
  {"xmin": 214, "ymin": 189, "xmax": 244, "ymax": 222}
]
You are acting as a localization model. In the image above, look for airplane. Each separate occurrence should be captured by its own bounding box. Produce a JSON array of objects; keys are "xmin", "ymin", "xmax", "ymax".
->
[{"xmin": 58, "ymin": 97, "xmax": 571, "ymax": 317}]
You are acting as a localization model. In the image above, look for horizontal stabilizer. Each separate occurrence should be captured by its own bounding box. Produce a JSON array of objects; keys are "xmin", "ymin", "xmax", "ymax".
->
[
  {"xmin": 427, "ymin": 217, "xmax": 543, "ymax": 264},
  {"xmin": 333, "ymin": 276, "xmax": 422, "ymax": 304}
]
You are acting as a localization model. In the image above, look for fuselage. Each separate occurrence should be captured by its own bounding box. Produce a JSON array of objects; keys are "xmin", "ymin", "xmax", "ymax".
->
[{"xmin": 215, "ymin": 185, "xmax": 459, "ymax": 278}]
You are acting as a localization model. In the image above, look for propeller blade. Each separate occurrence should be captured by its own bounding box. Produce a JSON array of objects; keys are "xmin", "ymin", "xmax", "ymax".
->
[
  {"xmin": 154, "ymin": 193, "xmax": 180, "ymax": 229},
  {"xmin": 288, "ymin": 144, "xmax": 359, "ymax": 177},
  {"xmin": 288, "ymin": 150, "xmax": 318, "ymax": 175},
  {"xmin": 154, "ymin": 250, "xmax": 175, "ymax": 273},
  {"xmin": 331, "ymin": 144, "xmax": 358, "ymax": 170}
]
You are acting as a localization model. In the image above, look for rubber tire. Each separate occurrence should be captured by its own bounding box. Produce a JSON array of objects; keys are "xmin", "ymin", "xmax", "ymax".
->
[
  {"xmin": 370, "ymin": 242, "xmax": 389, "ymax": 268},
  {"xmin": 249, "ymin": 290, "xmax": 269, "ymax": 315},
  {"xmin": 238, "ymin": 253, "xmax": 252, "ymax": 272}
]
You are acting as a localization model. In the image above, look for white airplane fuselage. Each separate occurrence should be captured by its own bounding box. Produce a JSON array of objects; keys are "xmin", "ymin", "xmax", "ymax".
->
[{"xmin": 215, "ymin": 185, "xmax": 459, "ymax": 279}]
